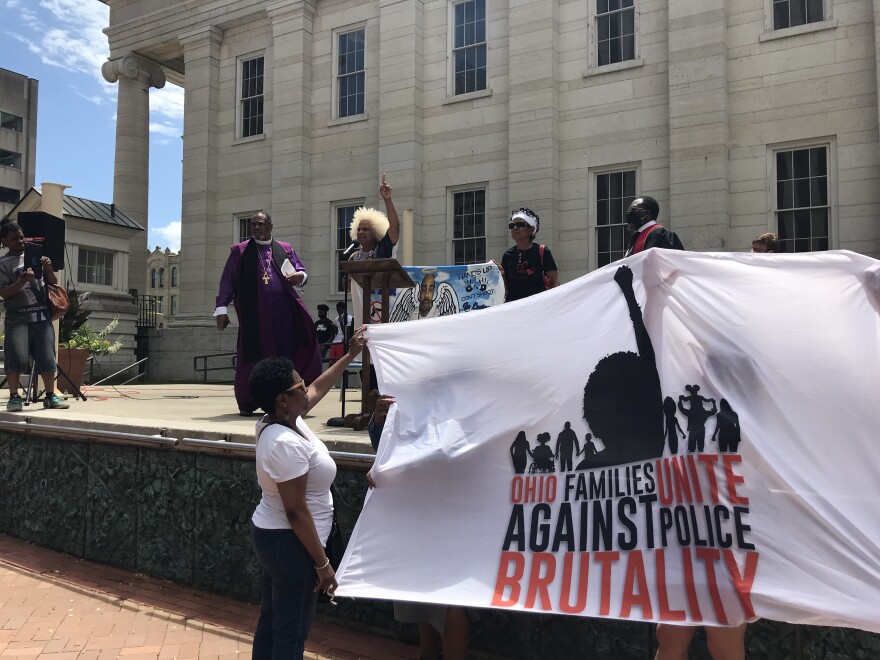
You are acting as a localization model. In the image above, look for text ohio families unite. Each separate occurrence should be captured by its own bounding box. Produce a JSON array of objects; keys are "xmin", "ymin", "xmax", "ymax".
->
[{"xmin": 492, "ymin": 454, "xmax": 759, "ymax": 624}]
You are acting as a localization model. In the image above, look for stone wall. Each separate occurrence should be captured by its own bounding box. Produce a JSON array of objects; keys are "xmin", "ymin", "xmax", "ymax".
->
[
  {"xmin": 1, "ymin": 428, "xmax": 878, "ymax": 659},
  {"xmin": 143, "ymin": 325, "xmax": 236, "ymax": 383}
]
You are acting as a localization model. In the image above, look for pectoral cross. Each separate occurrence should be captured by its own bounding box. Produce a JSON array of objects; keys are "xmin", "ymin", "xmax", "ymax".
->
[{"xmin": 262, "ymin": 271, "xmax": 270, "ymax": 285}]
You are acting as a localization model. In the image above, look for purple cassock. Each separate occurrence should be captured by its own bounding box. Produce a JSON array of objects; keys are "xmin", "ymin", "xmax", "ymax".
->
[{"xmin": 216, "ymin": 239, "xmax": 321, "ymax": 414}]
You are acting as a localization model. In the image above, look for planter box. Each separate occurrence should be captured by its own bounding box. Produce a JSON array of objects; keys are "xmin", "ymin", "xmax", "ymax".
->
[{"xmin": 56, "ymin": 347, "xmax": 90, "ymax": 394}]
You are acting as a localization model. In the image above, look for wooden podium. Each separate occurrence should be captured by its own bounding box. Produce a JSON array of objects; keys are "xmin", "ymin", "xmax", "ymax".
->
[{"xmin": 341, "ymin": 259, "xmax": 415, "ymax": 411}]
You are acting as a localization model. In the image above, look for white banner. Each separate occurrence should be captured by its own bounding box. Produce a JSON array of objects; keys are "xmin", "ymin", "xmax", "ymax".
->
[{"xmin": 337, "ymin": 249, "xmax": 880, "ymax": 633}]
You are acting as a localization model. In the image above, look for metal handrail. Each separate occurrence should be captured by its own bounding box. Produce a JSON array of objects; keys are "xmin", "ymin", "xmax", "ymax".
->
[{"xmin": 193, "ymin": 352, "xmax": 236, "ymax": 383}]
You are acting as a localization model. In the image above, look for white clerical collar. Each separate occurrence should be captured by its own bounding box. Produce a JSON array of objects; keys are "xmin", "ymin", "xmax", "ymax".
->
[
  {"xmin": 637, "ymin": 220, "xmax": 657, "ymax": 233},
  {"xmin": 254, "ymin": 238, "xmax": 273, "ymax": 246}
]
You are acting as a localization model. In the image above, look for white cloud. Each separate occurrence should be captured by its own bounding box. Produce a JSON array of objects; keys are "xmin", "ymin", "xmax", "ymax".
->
[
  {"xmin": 69, "ymin": 85, "xmax": 104, "ymax": 106},
  {"xmin": 151, "ymin": 86, "xmax": 185, "ymax": 122},
  {"xmin": 31, "ymin": 2, "xmax": 110, "ymax": 79},
  {"xmin": 149, "ymin": 122, "xmax": 181, "ymax": 138},
  {"xmin": 153, "ymin": 221, "xmax": 181, "ymax": 252}
]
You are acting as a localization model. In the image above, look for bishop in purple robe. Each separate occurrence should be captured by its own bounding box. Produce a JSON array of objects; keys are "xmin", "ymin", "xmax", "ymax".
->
[{"xmin": 214, "ymin": 212, "xmax": 321, "ymax": 415}]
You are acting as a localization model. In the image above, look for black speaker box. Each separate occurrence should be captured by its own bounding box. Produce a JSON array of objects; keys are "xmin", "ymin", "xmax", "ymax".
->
[{"xmin": 17, "ymin": 211, "xmax": 65, "ymax": 270}]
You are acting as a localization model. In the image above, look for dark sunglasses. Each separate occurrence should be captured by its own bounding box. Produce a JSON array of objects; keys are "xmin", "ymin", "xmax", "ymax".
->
[{"xmin": 508, "ymin": 221, "xmax": 530, "ymax": 229}]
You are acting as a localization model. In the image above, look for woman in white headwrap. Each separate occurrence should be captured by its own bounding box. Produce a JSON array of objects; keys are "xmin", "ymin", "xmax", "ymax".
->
[{"xmin": 499, "ymin": 207, "xmax": 558, "ymax": 302}]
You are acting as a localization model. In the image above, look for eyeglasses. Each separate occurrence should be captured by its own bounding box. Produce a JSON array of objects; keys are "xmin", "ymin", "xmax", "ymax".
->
[
  {"xmin": 508, "ymin": 221, "xmax": 530, "ymax": 229},
  {"xmin": 282, "ymin": 382, "xmax": 307, "ymax": 396}
]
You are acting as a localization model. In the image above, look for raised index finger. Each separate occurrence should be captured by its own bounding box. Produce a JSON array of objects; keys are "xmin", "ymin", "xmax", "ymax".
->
[{"xmin": 381, "ymin": 172, "xmax": 386, "ymax": 186}]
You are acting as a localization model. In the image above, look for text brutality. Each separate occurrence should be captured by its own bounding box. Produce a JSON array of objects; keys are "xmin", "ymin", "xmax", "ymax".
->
[{"xmin": 492, "ymin": 455, "xmax": 760, "ymax": 623}]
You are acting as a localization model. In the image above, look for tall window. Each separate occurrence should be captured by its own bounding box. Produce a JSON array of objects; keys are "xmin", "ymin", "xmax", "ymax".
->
[
  {"xmin": 596, "ymin": 170, "xmax": 636, "ymax": 267},
  {"xmin": 596, "ymin": 0, "xmax": 635, "ymax": 67},
  {"xmin": 452, "ymin": 189, "xmax": 486, "ymax": 265},
  {"xmin": 0, "ymin": 149, "xmax": 21, "ymax": 169},
  {"xmin": 150, "ymin": 269, "xmax": 157, "ymax": 288},
  {"xmin": 171, "ymin": 267, "xmax": 178, "ymax": 287},
  {"xmin": 159, "ymin": 267, "xmax": 165, "ymax": 287},
  {"xmin": 775, "ymin": 146, "xmax": 828, "ymax": 252},
  {"xmin": 78, "ymin": 248, "xmax": 114, "ymax": 286},
  {"xmin": 171, "ymin": 295, "xmax": 177, "ymax": 315},
  {"xmin": 240, "ymin": 56, "xmax": 264, "ymax": 138},
  {"xmin": 773, "ymin": 0, "xmax": 823, "ymax": 29},
  {"xmin": 0, "ymin": 187, "xmax": 18, "ymax": 204},
  {"xmin": 336, "ymin": 204, "xmax": 360, "ymax": 292},
  {"xmin": 157, "ymin": 296, "xmax": 165, "ymax": 314},
  {"xmin": 453, "ymin": 0, "xmax": 487, "ymax": 95},
  {"xmin": 0, "ymin": 112, "xmax": 23, "ymax": 133},
  {"xmin": 239, "ymin": 216, "xmax": 254, "ymax": 242},
  {"xmin": 337, "ymin": 29, "xmax": 365, "ymax": 118}
]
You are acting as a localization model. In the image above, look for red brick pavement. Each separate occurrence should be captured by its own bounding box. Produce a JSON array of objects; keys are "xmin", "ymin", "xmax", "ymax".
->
[{"xmin": 0, "ymin": 534, "xmax": 419, "ymax": 659}]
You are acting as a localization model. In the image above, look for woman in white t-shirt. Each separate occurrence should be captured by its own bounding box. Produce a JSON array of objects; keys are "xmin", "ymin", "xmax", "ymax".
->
[{"xmin": 248, "ymin": 327, "xmax": 364, "ymax": 659}]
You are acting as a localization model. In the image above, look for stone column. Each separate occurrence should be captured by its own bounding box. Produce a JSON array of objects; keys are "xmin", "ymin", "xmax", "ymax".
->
[
  {"xmin": 667, "ymin": 3, "xmax": 729, "ymax": 249},
  {"xmin": 174, "ymin": 26, "xmax": 224, "ymax": 325},
  {"xmin": 266, "ymin": 1, "xmax": 316, "ymax": 250},
  {"xmin": 102, "ymin": 55, "xmax": 166, "ymax": 295},
  {"xmin": 378, "ymin": 0, "xmax": 424, "ymax": 254},
  {"xmin": 508, "ymin": 0, "xmax": 560, "ymax": 248}
]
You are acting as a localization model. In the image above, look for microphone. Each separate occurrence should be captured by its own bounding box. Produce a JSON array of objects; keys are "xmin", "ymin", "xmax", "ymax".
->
[{"xmin": 343, "ymin": 241, "xmax": 360, "ymax": 256}]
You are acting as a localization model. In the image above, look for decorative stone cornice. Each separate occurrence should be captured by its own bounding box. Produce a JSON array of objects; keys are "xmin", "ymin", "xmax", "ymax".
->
[
  {"xmin": 179, "ymin": 25, "xmax": 225, "ymax": 48},
  {"xmin": 101, "ymin": 55, "xmax": 166, "ymax": 88}
]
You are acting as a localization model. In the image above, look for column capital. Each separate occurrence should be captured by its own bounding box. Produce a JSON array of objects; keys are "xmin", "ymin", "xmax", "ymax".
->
[{"xmin": 101, "ymin": 54, "xmax": 166, "ymax": 88}]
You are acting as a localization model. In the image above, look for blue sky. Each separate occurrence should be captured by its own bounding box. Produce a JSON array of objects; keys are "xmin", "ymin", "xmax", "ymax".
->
[{"xmin": 1, "ymin": 0, "xmax": 184, "ymax": 251}]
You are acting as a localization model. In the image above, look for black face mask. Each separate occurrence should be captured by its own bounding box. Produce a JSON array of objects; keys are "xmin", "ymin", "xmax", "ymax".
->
[{"xmin": 625, "ymin": 209, "xmax": 646, "ymax": 227}]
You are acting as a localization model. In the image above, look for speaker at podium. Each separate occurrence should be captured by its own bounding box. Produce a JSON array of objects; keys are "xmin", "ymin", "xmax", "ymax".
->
[{"xmin": 17, "ymin": 211, "xmax": 66, "ymax": 271}]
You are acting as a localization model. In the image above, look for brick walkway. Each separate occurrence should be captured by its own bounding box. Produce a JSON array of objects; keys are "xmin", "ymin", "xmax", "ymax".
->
[{"xmin": 0, "ymin": 534, "xmax": 419, "ymax": 659}]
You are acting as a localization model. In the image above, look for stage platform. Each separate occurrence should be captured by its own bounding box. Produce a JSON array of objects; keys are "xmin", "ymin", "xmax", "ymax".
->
[{"xmin": 0, "ymin": 383, "xmax": 374, "ymax": 452}]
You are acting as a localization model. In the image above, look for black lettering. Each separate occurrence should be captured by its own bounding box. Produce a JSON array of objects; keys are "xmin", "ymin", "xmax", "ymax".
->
[
  {"xmin": 659, "ymin": 507, "xmax": 673, "ymax": 547},
  {"xmin": 674, "ymin": 505, "xmax": 691, "ymax": 546},
  {"xmin": 733, "ymin": 506, "xmax": 755, "ymax": 550},
  {"xmin": 643, "ymin": 461, "xmax": 656, "ymax": 494},
  {"xmin": 640, "ymin": 493, "xmax": 657, "ymax": 549},
  {"xmin": 530, "ymin": 503, "xmax": 552, "ymax": 552},
  {"xmin": 617, "ymin": 497, "xmax": 638, "ymax": 551},
  {"xmin": 552, "ymin": 503, "xmax": 576, "ymax": 552},
  {"xmin": 589, "ymin": 471, "xmax": 606, "ymax": 499},
  {"xmin": 591, "ymin": 499, "xmax": 613, "ymax": 551},
  {"xmin": 714, "ymin": 506, "xmax": 732, "ymax": 548},
  {"xmin": 503, "ymin": 505, "xmax": 525, "ymax": 551}
]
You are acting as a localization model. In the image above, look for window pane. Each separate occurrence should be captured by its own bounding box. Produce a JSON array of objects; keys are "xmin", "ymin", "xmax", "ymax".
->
[
  {"xmin": 792, "ymin": 149, "xmax": 809, "ymax": 178},
  {"xmin": 0, "ymin": 112, "xmax": 23, "ymax": 132},
  {"xmin": 810, "ymin": 147, "xmax": 827, "ymax": 176},
  {"xmin": 806, "ymin": 0, "xmax": 823, "ymax": 22},
  {"xmin": 794, "ymin": 209, "xmax": 810, "ymax": 238},
  {"xmin": 790, "ymin": 0, "xmax": 805, "ymax": 26},
  {"xmin": 597, "ymin": 0, "xmax": 609, "ymax": 14},
  {"xmin": 810, "ymin": 176, "xmax": 827, "ymax": 207},
  {"xmin": 777, "ymin": 151, "xmax": 792, "ymax": 180},
  {"xmin": 774, "ymin": 1, "xmax": 790, "ymax": 29},
  {"xmin": 811, "ymin": 209, "xmax": 828, "ymax": 238},
  {"xmin": 598, "ymin": 15, "xmax": 610, "ymax": 41},
  {"xmin": 793, "ymin": 179, "xmax": 810, "ymax": 208},
  {"xmin": 610, "ymin": 172, "xmax": 623, "ymax": 198},
  {"xmin": 777, "ymin": 181, "xmax": 793, "ymax": 209}
]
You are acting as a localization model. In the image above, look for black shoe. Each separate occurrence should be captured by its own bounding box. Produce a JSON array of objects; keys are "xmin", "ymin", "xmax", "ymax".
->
[{"xmin": 239, "ymin": 409, "xmax": 255, "ymax": 417}]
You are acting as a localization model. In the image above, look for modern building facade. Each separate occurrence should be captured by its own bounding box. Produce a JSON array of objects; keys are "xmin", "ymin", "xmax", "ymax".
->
[
  {"xmin": 0, "ymin": 68, "xmax": 38, "ymax": 219},
  {"xmin": 100, "ymin": 0, "xmax": 880, "ymax": 329},
  {"xmin": 147, "ymin": 246, "xmax": 181, "ymax": 327}
]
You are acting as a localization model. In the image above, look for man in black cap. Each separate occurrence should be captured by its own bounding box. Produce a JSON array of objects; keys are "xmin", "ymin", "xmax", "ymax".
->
[
  {"xmin": 314, "ymin": 304, "xmax": 337, "ymax": 359},
  {"xmin": 624, "ymin": 196, "xmax": 684, "ymax": 257}
]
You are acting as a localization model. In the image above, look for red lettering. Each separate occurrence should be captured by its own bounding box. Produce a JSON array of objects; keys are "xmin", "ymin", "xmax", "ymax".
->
[
  {"xmin": 525, "ymin": 477, "xmax": 537, "ymax": 502},
  {"xmin": 620, "ymin": 551, "xmax": 653, "ymax": 619},
  {"xmin": 524, "ymin": 552, "xmax": 556, "ymax": 611},
  {"xmin": 511, "ymin": 477, "xmax": 523, "ymax": 503},
  {"xmin": 686, "ymin": 455, "xmax": 704, "ymax": 503},
  {"xmin": 558, "ymin": 552, "xmax": 590, "ymax": 614},
  {"xmin": 546, "ymin": 475, "xmax": 557, "ymax": 503},
  {"xmin": 722, "ymin": 455, "xmax": 749, "ymax": 505},
  {"xmin": 681, "ymin": 548, "xmax": 703, "ymax": 622},
  {"xmin": 655, "ymin": 549, "xmax": 686, "ymax": 622},
  {"xmin": 722, "ymin": 550, "xmax": 759, "ymax": 619},
  {"xmin": 695, "ymin": 548, "xmax": 728, "ymax": 624},
  {"xmin": 491, "ymin": 552, "xmax": 525, "ymax": 607},
  {"xmin": 696, "ymin": 455, "xmax": 720, "ymax": 503},
  {"xmin": 656, "ymin": 459, "xmax": 674, "ymax": 505},
  {"xmin": 593, "ymin": 551, "xmax": 620, "ymax": 616},
  {"xmin": 671, "ymin": 456, "xmax": 695, "ymax": 503}
]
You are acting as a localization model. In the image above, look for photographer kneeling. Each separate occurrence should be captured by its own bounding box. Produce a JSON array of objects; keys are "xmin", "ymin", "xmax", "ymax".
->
[{"xmin": 0, "ymin": 219, "xmax": 69, "ymax": 411}]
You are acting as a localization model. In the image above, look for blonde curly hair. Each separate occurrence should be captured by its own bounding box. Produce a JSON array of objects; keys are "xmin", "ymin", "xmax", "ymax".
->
[{"xmin": 349, "ymin": 207, "xmax": 390, "ymax": 242}]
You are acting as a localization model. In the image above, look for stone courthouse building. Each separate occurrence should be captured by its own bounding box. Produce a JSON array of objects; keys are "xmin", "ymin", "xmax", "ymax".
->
[{"xmin": 100, "ymin": 0, "xmax": 880, "ymax": 344}]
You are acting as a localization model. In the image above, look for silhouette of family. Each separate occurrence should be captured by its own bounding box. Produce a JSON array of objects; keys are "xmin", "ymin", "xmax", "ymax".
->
[{"xmin": 508, "ymin": 265, "xmax": 744, "ymax": 475}]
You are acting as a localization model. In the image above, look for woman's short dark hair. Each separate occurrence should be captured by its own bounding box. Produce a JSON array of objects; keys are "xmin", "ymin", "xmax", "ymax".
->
[
  {"xmin": 0, "ymin": 218, "xmax": 22, "ymax": 241},
  {"xmin": 249, "ymin": 357, "xmax": 296, "ymax": 414},
  {"xmin": 640, "ymin": 196, "xmax": 660, "ymax": 221}
]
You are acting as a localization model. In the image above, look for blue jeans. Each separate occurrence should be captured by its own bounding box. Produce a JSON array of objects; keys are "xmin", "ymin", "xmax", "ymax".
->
[{"xmin": 250, "ymin": 522, "xmax": 318, "ymax": 660}]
